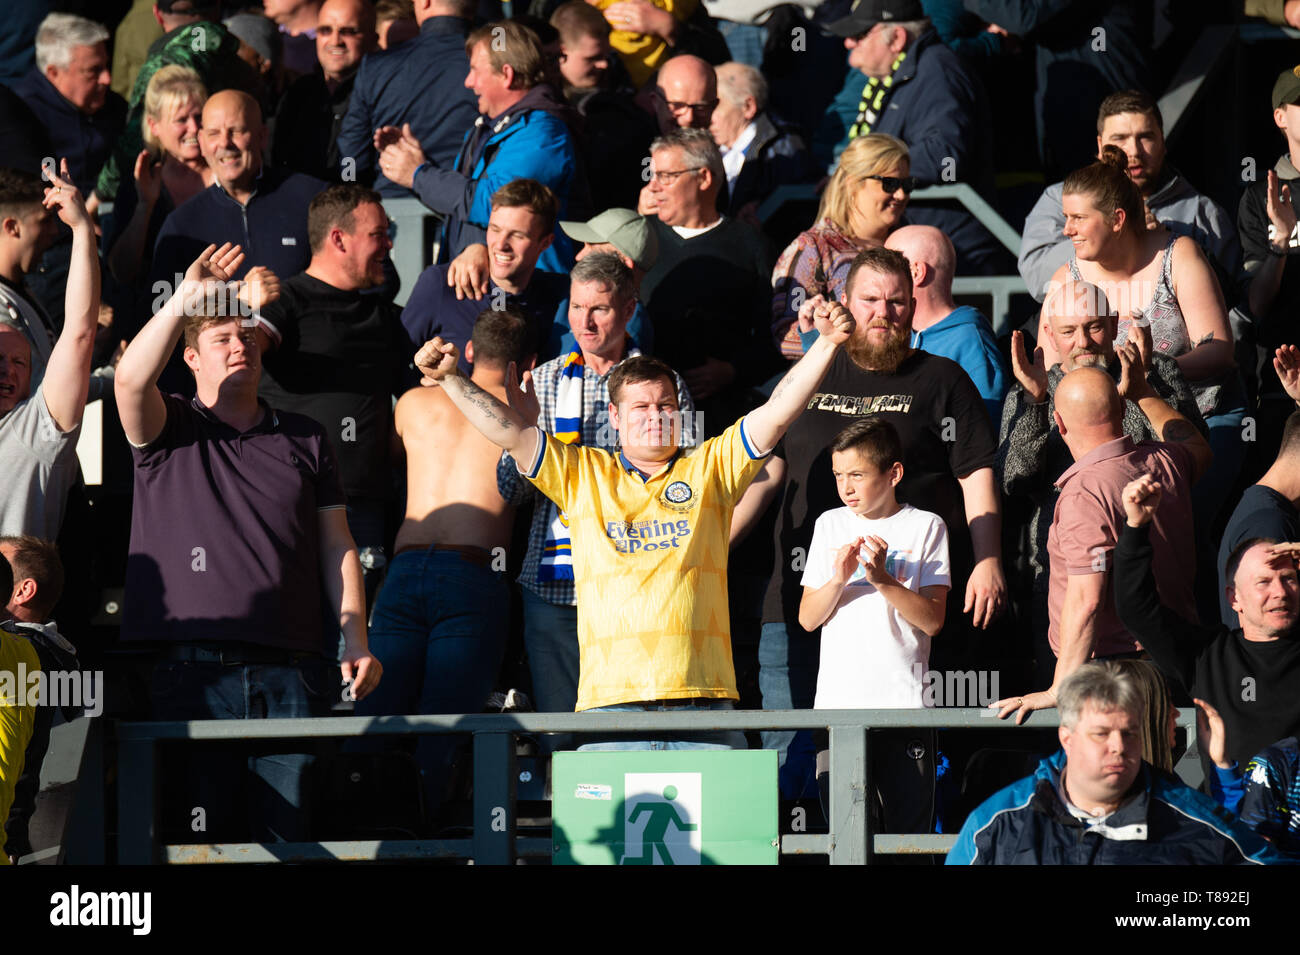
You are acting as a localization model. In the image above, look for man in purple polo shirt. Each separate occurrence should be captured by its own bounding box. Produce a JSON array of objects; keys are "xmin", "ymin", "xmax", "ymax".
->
[
  {"xmin": 114, "ymin": 241, "xmax": 382, "ymax": 843},
  {"xmin": 995, "ymin": 361, "xmax": 1211, "ymax": 723}
]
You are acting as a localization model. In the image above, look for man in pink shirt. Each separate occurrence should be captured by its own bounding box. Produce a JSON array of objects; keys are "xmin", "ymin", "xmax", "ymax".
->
[{"xmin": 995, "ymin": 354, "xmax": 1211, "ymax": 722}]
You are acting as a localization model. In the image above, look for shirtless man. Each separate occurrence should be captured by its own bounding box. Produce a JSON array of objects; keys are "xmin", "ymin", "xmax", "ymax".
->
[{"xmin": 356, "ymin": 305, "xmax": 532, "ymax": 810}]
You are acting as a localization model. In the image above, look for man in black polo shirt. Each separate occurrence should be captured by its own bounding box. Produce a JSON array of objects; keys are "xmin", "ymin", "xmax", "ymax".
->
[
  {"xmin": 400, "ymin": 178, "xmax": 569, "ymax": 373},
  {"xmin": 115, "ymin": 241, "xmax": 381, "ymax": 844},
  {"xmin": 258, "ymin": 183, "xmax": 405, "ymax": 596},
  {"xmin": 760, "ymin": 246, "xmax": 1007, "ymax": 802}
]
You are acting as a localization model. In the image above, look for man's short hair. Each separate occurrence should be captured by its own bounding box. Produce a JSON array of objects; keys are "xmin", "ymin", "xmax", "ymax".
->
[
  {"xmin": 142, "ymin": 66, "xmax": 208, "ymax": 155},
  {"xmin": 550, "ymin": 1, "xmax": 610, "ymax": 45},
  {"xmin": 1278, "ymin": 409, "xmax": 1300, "ymax": 459},
  {"xmin": 1096, "ymin": 89, "xmax": 1163, "ymax": 135},
  {"xmin": 308, "ymin": 183, "xmax": 385, "ymax": 253},
  {"xmin": 470, "ymin": 306, "xmax": 531, "ymax": 368},
  {"xmin": 0, "ymin": 549, "xmax": 11, "ymax": 606},
  {"xmin": 829, "ymin": 417, "xmax": 902, "ymax": 472},
  {"xmin": 0, "ymin": 535, "xmax": 64, "ymax": 619},
  {"xmin": 650, "ymin": 127, "xmax": 725, "ymax": 193},
  {"xmin": 1057, "ymin": 661, "xmax": 1143, "ymax": 730},
  {"xmin": 375, "ymin": 0, "xmax": 416, "ymax": 21},
  {"xmin": 466, "ymin": 21, "xmax": 546, "ymax": 90},
  {"xmin": 845, "ymin": 246, "xmax": 913, "ymax": 300},
  {"xmin": 717, "ymin": 62, "xmax": 767, "ymax": 112},
  {"xmin": 570, "ymin": 251, "xmax": 634, "ymax": 304},
  {"xmin": 491, "ymin": 178, "xmax": 559, "ymax": 235},
  {"xmin": 34, "ymin": 13, "xmax": 109, "ymax": 73},
  {"xmin": 0, "ymin": 168, "xmax": 46, "ymax": 220},
  {"xmin": 608, "ymin": 355, "xmax": 677, "ymax": 406},
  {"xmin": 1226, "ymin": 537, "xmax": 1280, "ymax": 588},
  {"xmin": 182, "ymin": 314, "xmax": 244, "ymax": 353}
]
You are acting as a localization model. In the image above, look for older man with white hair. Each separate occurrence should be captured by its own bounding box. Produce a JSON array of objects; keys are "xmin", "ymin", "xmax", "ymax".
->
[{"xmin": 709, "ymin": 61, "xmax": 810, "ymax": 216}]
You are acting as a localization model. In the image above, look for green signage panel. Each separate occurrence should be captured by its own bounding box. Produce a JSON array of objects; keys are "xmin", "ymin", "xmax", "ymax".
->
[{"xmin": 552, "ymin": 751, "xmax": 779, "ymax": 865}]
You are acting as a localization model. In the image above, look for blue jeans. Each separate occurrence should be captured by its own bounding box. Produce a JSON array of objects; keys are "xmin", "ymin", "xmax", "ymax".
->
[
  {"xmin": 149, "ymin": 655, "xmax": 340, "ymax": 843},
  {"xmin": 520, "ymin": 587, "xmax": 580, "ymax": 714},
  {"xmin": 357, "ymin": 549, "xmax": 509, "ymax": 809},
  {"xmin": 758, "ymin": 621, "xmax": 820, "ymax": 798},
  {"xmin": 577, "ymin": 700, "xmax": 747, "ymax": 751},
  {"xmin": 717, "ymin": 19, "xmax": 767, "ymax": 68}
]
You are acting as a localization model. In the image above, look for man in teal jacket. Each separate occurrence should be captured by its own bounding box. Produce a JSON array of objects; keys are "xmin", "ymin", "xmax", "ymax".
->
[{"xmin": 374, "ymin": 19, "xmax": 588, "ymax": 272}]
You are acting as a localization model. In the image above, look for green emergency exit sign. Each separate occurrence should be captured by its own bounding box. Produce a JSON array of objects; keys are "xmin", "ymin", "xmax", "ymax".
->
[{"xmin": 552, "ymin": 751, "xmax": 779, "ymax": 865}]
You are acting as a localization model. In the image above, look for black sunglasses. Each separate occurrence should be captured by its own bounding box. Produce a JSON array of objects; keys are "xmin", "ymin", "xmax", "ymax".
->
[{"xmin": 867, "ymin": 174, "xmax": 920, "ymax": 194}]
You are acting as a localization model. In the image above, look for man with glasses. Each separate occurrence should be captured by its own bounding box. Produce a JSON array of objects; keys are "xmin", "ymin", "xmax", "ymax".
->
[
  {"xmin": 273, "ymin": 0, "xmax": 378, "ymax": 183},
  {"xmin": 639, "ymin": 127, "xmax": 782, "ymax": 437},
  {"xmin": 814, "ymin": 0, "xmax": 1005, "ymax": 274},
  {"xmin": 648, "ymin": 54, "xmax": 717, "ymax": 135}
]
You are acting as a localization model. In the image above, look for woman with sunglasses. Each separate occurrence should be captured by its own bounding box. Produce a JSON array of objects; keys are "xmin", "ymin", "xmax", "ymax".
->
[
  {"xmin": 771, "ymin": 133, "xmax": 914, "ymax": 358},
  {"xmin": 1037, "ymin": 145, "xmax": 1245, "ymax": 553}
]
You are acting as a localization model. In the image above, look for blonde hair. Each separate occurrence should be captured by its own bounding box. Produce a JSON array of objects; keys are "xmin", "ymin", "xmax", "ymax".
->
[
  {"xmin": 817, "ymin": 133, "xmax": 910, "ymax": 235},
  {"xmin": 142, "ymin": 66, "xmax": 208, "ymax": 156}
]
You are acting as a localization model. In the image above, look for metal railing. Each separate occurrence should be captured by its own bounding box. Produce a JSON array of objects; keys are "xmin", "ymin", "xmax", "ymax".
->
[{"xmin": 114, "ymin": 707, "xmax": 1203, "ymax": 865}]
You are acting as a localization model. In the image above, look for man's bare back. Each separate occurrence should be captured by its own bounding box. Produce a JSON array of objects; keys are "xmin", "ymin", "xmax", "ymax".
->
[{"xmin": 393, "ymin": 379, "xmax": 516, "ymax": 554}]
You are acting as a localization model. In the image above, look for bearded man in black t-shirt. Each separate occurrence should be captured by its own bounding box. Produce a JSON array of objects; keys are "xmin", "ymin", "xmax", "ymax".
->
[
  {"xmin": 758, "ymin": 246, "xmax": 1007, "ymax": 803},
  {"xmin": 258, "ymin": 184, "xmax": 407, "ymax": 591}
]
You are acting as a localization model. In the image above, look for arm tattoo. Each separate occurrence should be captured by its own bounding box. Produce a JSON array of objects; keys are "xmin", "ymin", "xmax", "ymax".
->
[
  {"xmin": 456, "ymin": 377, "xmax": 515, "ymax": 431},
  {"xmin": 1160, "ymin": 418, "xmax": 1199, "ymax": 443}
]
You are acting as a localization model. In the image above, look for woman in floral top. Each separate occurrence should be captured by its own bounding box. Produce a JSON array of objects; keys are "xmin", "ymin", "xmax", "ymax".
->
[{"xmin": 772, "ymin": 133, "xmax": 912, "ymax": 358}]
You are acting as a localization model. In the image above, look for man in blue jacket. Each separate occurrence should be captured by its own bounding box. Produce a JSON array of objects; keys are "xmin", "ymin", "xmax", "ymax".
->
[
  {"xmin": 374, "ymin": 20, "xmax": 586, "ymax": 272},
  {"xmin": 333, "ymin": 0, "xmax": 478, "ymax": 195},
  {"xmin": 814, "ymin": 0, "xmax": 1005, "ymax": 274},
  {"xmin": 948, "ymin": 661, "xmax": 1279, "ymax": 865}
]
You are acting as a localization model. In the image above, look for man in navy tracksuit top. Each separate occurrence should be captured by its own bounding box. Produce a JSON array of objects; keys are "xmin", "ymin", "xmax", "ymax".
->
[
  {"xmin": 373, "ymin": 20, "xmax": 587, "ymax": 272},
  {"xmin": 146, "ymin": 90, "xmax": 327, "ymax": 394},
  {"xmin": 947, "ymin": 661, "xmax": 1279, "ymax": 865}
]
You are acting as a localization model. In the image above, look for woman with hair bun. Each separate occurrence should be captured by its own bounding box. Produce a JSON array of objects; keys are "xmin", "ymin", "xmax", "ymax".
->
[
  {"xmin": 1036, "ymin": 144, "xmax": 1244, "ymax": 538},
  {"xmin": 771, "ymin": 133, "xmax": 912, "ymax": 358}
]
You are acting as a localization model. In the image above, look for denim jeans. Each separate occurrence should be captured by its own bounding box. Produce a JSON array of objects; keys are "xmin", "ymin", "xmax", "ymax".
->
[
  {"xmin": 758, "ymin": 621, "xmax": 820, "ymax": 798},
  {"xmin": 149, "ymin": 654, "xmax": 340, "ymax": 843},
  {"xmin": 520, "ymin": 587, "xmax": 579, "ymax": 714},
  {"xmin": 356, "ymin": 549, "xmax": 509, "ymax": 809},
  {"xmin": 577, "ymin": 700, "xmax": 747, "ymax": 751}
]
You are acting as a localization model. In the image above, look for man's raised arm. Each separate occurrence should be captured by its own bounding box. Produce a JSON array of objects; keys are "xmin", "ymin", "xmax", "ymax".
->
[
  {"xmin": 414, "ymin": 337, "xmax": 541, "ymax": 471},
  {"xmin": 744, "ymin": 302, "xmax": 854, "ymax": 453},
  {"xmin": 40, "ymin": 163, "xmax": 99, "ymax": 434}
]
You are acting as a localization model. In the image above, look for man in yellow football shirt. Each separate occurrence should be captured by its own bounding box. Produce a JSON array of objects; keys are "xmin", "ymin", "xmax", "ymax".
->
[{"xmin": 415, "ymin": 302, "xmax": 854, "ymax": 747}]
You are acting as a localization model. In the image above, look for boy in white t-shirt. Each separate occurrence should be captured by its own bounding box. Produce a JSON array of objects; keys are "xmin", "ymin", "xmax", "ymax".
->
[{"xmin": 798, "ymin": 417, "xmax": 950, "ymax": 836}]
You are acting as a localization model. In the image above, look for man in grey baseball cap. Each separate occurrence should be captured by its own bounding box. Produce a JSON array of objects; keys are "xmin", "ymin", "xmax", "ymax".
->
[{"xmin": 560, "ymin": 207, "xmax": 659, "ymax": 276}]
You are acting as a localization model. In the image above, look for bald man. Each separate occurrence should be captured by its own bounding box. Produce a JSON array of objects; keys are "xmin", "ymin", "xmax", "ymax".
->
[
  {"xmin": 885, "ymin": 224, "xmax": 1006, "ymax": 422},
  {"xmin": 996, "ymin": 280, "xmax": 1205, "ymax": 684},
  {"xmin": 147, "ymin": 89, "xmax": 328, "ymax": 392},
  {"xmin": 273, "ymin": 0, "xmax": 377, "ymax": 182},
  {"xmin": 651, "ymin": 55, "xmax": 716, "ymax": 135},
  {"xmin": 994, "ymin": 364, "xmax": 1211, "ymax": 722}
]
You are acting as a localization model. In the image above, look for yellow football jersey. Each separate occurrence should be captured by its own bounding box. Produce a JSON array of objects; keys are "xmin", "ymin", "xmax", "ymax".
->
[
  {"xmin": 590, "ymin": 0, "xmax": 699, "ymax": 88},
  {"xmin": 0, "ymin": 629, "xmax": 39, "ymax": 865},
  {"xmin": 523, "ymin": 417, "xmax": 767, "ymax": 710}
]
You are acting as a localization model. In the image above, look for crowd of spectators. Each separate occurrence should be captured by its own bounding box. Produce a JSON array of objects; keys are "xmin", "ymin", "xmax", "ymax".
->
[{"xmin": 2, "ymin": 0, "xmax": 1300, "ymax": 865}]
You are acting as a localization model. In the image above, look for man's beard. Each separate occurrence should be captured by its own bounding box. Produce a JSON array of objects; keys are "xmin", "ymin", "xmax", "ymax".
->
[{"xmin": 847, "ymin": 326, "xmax": 911, "ymax": 373}]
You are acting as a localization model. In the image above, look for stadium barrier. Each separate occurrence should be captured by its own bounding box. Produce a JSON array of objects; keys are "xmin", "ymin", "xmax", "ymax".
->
[{"xmin": 114, "ymin": 707, "xmax": 1203, "ymax": 865}]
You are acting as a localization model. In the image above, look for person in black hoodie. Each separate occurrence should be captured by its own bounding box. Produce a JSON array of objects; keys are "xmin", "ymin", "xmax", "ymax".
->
[{"xmin": 1115, "ymin": 471, "xmax": 1300, "ymax": 776}]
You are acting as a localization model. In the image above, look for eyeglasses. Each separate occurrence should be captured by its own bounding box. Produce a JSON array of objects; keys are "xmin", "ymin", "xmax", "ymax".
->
[
  {"xmin": 654, "ymin": 90, "xmax": 718, "ymax": 115},
  {"xmin": 867, "ymin": 174, "xmax": 920, "ymax": 194},
  {"xmin": 317, "ymin": 25, "xmax": 365, "ymax": 38},
  {"xmin": 651, "ymin": 167, "xmax": 702, "ymax": 185}
]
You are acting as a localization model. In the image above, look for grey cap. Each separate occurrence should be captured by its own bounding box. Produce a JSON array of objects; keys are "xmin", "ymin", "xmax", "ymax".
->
[{"xmin": 559, "ymin": 208, "xmax": 658, "ymax": 272}]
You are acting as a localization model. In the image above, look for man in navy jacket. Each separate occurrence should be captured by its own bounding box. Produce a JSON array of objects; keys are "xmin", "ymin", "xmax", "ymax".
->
[
  {"xmin": 375, "ymin": 20, "xmax": 586, "ymax": 272},
  {"xmin": 948, "ymin": 661, "xmax": 1278, "ymax": 865},
  {"xmin": 334, "ymin": 0, "xmax": 478, "ymax": 195}
]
